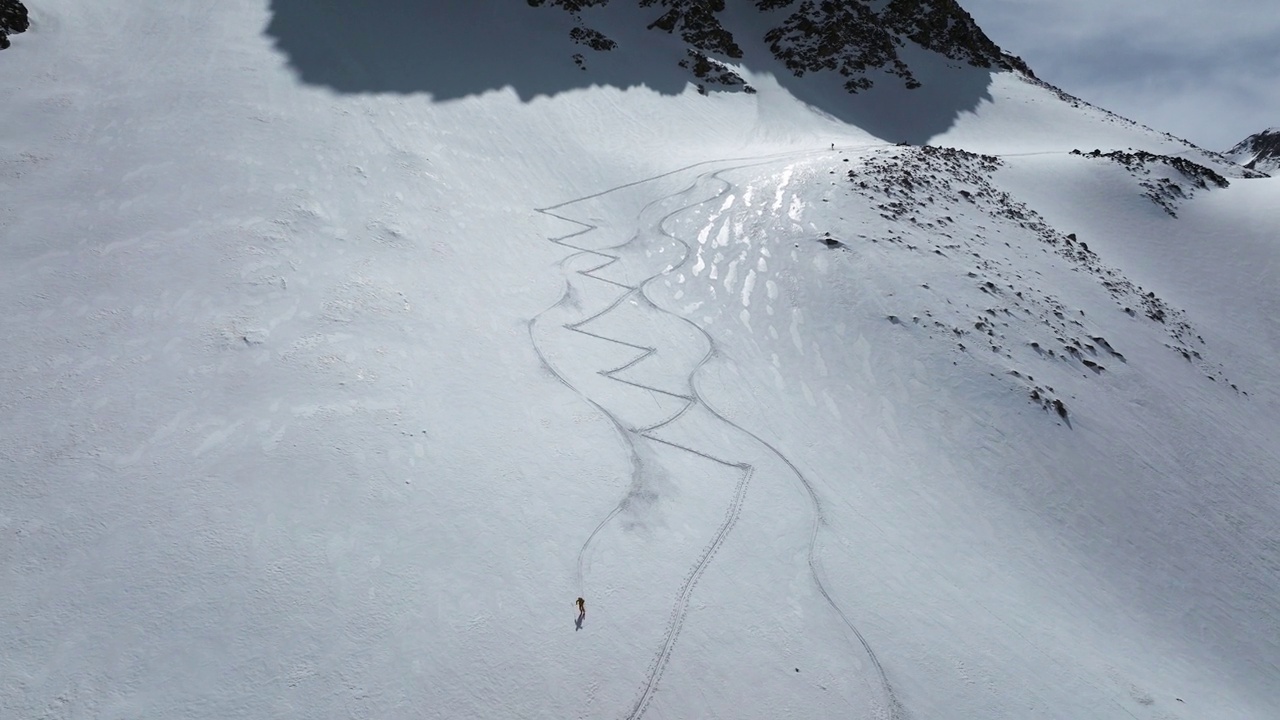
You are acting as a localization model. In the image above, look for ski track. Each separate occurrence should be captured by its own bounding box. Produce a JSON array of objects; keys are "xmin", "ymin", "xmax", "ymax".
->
[{"xmin": 529, "ymin": 146, "xmax": 904, "ymax": 720}]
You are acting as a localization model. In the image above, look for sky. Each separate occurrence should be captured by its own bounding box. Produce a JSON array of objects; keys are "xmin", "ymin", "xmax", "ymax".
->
[{"xmin": 962, "ymin": 0, "xmax": 1280, "ymax": 151}]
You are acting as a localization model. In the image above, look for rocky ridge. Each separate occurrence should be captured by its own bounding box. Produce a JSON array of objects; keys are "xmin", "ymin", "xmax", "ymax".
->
[
  {"xmin": 1070, "ymin": 149, "xmax": 1231, "ymax": 218},
  {"xmin": 530, "ymin": 0, "xmax": 1031, "ymax": 94},
  {"xmin": 1225, "ymin": 128, "xmax": 1280, "ymax": 174},
  {"xmin": 838, "ymin": 145, "xmax": 1242, "ymax": 405}
]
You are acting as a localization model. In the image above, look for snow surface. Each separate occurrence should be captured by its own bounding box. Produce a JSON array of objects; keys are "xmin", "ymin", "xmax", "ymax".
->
[{"xmin": 2, "ymin": 2, "xmax": 1278, "ymax": 719}]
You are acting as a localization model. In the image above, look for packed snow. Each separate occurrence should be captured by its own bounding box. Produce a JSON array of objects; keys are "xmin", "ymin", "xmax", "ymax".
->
[{"xmin": 2, "ymin": 2, "xmax": 1277, "ymax": 719}]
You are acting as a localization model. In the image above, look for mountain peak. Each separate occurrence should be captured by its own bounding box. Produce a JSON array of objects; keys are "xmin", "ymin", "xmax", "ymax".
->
[{"xmin": 1226, "ymin": 127, "xmax": 1280, "ymax": 174}]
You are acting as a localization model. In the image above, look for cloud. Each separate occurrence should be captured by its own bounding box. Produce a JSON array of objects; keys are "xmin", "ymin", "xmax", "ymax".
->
[{"xmin": 962, "ymin": 0, "xmax": 1280, "ymax": 149}]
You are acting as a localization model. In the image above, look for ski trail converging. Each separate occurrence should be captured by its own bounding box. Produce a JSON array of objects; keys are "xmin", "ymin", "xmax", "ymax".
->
[{"xmin": 530, "ymin": 148, "xmax": 902, "ymax": 720}]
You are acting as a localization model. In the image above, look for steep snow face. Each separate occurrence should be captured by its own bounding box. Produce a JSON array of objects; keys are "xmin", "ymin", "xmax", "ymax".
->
[
  {"xmin": 1226, "ymin": 127, "xmax": 1280, "ymax": 173},
  {"xmin": 641, "ymin": 149, "xmax": 1279, "ymax": 719},
  {"xmin": 2, "ymin": 2, "xmax": 1278, "ymax": 720}
]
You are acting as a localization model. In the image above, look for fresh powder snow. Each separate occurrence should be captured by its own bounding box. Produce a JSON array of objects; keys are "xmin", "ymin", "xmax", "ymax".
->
[{"xmin": 2, "ymin": 2, "xmax": 1277, "ymax": 719}]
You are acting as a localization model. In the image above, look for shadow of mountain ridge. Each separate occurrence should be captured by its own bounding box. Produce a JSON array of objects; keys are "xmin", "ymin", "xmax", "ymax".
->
[{"xmin": 265, "ymin": 0, "xmax": 996, "ymax": 144}]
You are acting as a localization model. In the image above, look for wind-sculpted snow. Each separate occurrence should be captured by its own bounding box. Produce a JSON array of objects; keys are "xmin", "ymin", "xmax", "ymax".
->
[
  {"xmin": 639, "ymin": 149, "xmax": 1279, "ymax": 718},
  {"xmin": 530, "ymin": 148, "xmax": 903, "ymax": 719}
]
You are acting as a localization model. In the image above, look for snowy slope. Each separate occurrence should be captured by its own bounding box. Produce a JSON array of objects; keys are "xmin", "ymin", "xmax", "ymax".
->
[
  {"xmin": 2, "ymin": 2, "xmax": 1277, "ymax": 719},
  {"xmin": 634, "ymin": 149, "xmax": 1279, "ymax": 719}
]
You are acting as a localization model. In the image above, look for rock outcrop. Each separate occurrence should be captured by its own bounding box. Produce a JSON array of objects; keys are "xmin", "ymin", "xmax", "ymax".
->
[
  {"xmin": 530, "ymin": 0, "xmax": 1031, "ymax": 94},
  {"xmin": 1225, "ymin": 128, "xmax": 1280, "ymax": 175},
  {"xmin": 1, "ymin": 0, "xmax": 30, "ymax": 50}
]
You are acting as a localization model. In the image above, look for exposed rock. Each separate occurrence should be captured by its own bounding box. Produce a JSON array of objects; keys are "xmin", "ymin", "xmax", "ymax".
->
[
  {"xmin": 679, "ymin": 49, "xmax": 755, "ymax": 94},
  {"xmin": 527, "ymin": 0, "xmax": 610, "ymax": 10},
  {"xmin": 532, "ymin": 0, "xmax": 1034, "ymax": 94},
  {"xmin": 1071, "ymin": 149, "xmax": 1230, "ymax": 217},
  {"xmin": 644, "ymin": 0, "xmax": 743, "ymax": 59},
  {"xmin": 762, "ymin": 0, "xmax": 1026, "ymax": 93},
  {"xmin": 570, "ymin": 26, "xmax": 618, "ymax": 52},
  {"xmin": 1, "ymin": 0, "xmax": 30, "ymax": 51},
  {"xmin": 845, "ymin": 144, "xmax": 1233, "ymax": 387},
  {"xmin": 763, "ymin": 0, "xmax": 915, "ymax": 92},
  {"xmin": 1225, "ymin": 128, "xmax": 1280, "ymax": 175}
]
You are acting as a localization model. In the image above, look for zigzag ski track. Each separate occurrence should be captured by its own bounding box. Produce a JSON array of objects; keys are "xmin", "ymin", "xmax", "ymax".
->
[{"xmin": 529, "ymin": 147, "xmax": 903, "ymax": 720}]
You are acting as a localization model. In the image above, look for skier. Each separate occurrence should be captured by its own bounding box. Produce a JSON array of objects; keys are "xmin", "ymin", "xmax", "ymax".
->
[{"xmin": 574, "ymin": 597, "xmax": 586, "ymax": 631}]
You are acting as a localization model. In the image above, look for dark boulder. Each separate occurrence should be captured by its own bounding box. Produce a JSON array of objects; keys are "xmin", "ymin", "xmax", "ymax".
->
[{"xmin": 0, "ymin": 0, "xmax": 29, "ymax": 50}]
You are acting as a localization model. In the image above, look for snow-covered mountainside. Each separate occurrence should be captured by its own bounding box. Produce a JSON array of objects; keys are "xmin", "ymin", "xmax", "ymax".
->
[
  {"xmin": 1226, "ymin": 127, "xmax": 1280, "ymax": 174},
  {"xmin": 2, "ymin": 2, "xmax": 1278, "ymax": 719}
]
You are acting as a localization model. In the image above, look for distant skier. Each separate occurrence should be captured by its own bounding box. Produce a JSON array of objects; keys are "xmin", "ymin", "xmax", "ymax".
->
[{"xmin": 575, "ymin": 597, "xmax": 586, "ymax": 630}]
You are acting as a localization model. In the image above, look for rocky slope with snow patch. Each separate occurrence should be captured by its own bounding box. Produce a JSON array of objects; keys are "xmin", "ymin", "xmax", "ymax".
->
[
  {"xmin": 1226, "ymin": 127, "xmax": 1280, "ymax": 174},
  {"xmin": 531, "ymin": 0, "xmax": 1030, "ymax": 93}
]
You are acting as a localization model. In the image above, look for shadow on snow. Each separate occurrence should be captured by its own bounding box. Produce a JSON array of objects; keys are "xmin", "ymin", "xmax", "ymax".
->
[{"xmin": 264, "ymin": 0, "xmax": 996, "ymax": 144}]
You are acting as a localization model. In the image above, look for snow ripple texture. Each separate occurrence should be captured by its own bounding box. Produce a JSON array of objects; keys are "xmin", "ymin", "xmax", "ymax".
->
[{"xmin": 529, "ymin": 149, "xmax": 903, "ymax": 720}]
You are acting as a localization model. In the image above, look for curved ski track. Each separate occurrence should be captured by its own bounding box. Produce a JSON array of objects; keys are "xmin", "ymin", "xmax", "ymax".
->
[{"xmin": 529, "ymin": 147, "xmax": 903, "ymax": 720}]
